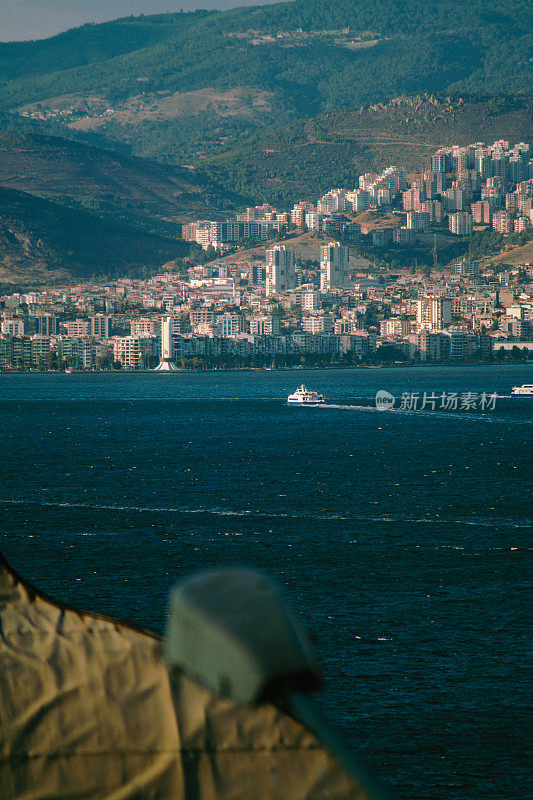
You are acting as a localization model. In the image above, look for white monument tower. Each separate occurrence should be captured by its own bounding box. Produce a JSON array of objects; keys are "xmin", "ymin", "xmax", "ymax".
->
[{"xmin": 154, "ymin": 316, "xmax": 179, "ymax": 371}]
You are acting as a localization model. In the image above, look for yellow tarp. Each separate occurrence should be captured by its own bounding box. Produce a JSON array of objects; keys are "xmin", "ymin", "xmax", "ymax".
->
[{"xmin": 0, "ymin": 554, "xmax": 367, "ymax": 799}]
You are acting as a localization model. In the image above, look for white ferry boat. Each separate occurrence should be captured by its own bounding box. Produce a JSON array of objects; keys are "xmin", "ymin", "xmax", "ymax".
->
[
  {"xmin": 511, "ymin": 384, "xmax": 533, "ymax": 396},
  {"xmin": 287, "ymin": 385, "xmax": 325, "ymax": 405}
]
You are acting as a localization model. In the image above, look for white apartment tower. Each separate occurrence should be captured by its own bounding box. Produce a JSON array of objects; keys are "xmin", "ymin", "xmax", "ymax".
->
[
  {"xmin": 448, "ymin": 212, "xmax": 473, "ymax": 236},
  {"xmin": 416, "ymin": 297, "xmax": 452, "ymax": 331},
  {"xmin": 320, "ymin": 242, "xmax": 349, "ymax": 292},
  {"xmin": 265, "ymin": 245, "xmax": 296, "ymax": 296}
]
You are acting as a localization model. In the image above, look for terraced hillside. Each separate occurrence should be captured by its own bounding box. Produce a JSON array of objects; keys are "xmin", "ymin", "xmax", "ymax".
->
[{"xmin": 202, "ymin": 94, "xmax": 533, "ymax": 204}]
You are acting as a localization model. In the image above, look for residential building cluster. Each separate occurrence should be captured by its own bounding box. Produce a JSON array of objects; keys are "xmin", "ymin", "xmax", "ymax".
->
[
  {"xmin": 1, "ymin": 141, "xmax": 532, "ymax": 370},
  {"xmin": 1, "ymin": 251, "xmax": 531, "ymax": 370},
  {"xmin": 421, "ymin": 141, "xmax": 533, "ymax": 237},
  {"xmin": 183, "ymin": 143, "xmax": 532, "ymax": 256}
]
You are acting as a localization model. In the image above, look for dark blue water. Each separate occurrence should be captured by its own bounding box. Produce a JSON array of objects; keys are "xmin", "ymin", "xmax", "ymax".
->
[{"xmin": 1, "ymin": 365, "xmax": 532, "ymax": 800}]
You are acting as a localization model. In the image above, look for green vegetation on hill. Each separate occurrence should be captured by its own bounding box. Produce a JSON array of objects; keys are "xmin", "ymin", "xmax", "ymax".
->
[
  {"xmin": 0, "ymin": 16, "xmax": 193, "ymax": 81},
  {"xmin": 201, "ymin": 93, "xmax": 533, "ymax": 205},
  {"xmin": 0, "ymin": 186, "xmax": 199, "ymax": 283},
  {"xmin": 0, "ymin": 130, "xmax": 243, "ymax": 234},
  {"xmin": 0, "ymin": 1, "xmax": 530, "ymax": 166}
]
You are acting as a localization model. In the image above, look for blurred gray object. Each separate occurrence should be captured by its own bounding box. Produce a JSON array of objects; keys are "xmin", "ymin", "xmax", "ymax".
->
[{"xmin": 0, "ymin": 553, "xmax": 391, "ymax": 799}]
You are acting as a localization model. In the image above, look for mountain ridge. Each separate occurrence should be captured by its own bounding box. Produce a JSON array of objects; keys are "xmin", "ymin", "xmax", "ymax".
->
[
  {"xmin": 0, "ymin": 1, "xmax": 530, "ymax": 165},
  {"xmin": 0, "ymin": 129, "xmax": 243, "ymax": 227}
]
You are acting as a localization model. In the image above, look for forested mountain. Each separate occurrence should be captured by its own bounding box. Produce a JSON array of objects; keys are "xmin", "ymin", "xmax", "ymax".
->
[
  {"xmin": 0, "ymin": 0, "xmax": 530, "ymax": 165},
  {"xmin": 0, "ymin": 131, "xmax": 241, "ymax": 228},
  {"xmin": 0, "ymin": 186, "xmax": 198, "ymax": 284}
]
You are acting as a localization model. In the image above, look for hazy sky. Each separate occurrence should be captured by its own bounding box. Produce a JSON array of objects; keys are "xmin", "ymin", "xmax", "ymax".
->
[{"xmin": 1, "ymin": 1, "xmax": 286, "ymax": 42}]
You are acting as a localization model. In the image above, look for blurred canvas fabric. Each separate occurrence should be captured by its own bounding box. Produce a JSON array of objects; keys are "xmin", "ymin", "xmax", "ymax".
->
[{"xmin": 0, "ymin": 553, "xmax": 365, "ymax": 799}]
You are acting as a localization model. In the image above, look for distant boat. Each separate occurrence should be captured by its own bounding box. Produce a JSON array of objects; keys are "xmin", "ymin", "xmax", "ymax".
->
[
  {"xmin": 65, "ymin": 366, "xmax": 74, "ymax": 374},
  {"xmin": 511, "ymin": 384, "xmax": 533, "ymax": 396},
  {"xmin": 287, "ymin": 385, "xmax": 325, "ymax": 405}
]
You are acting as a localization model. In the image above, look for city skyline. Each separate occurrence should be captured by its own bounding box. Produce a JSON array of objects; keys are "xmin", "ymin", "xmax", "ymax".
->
[{"xmin": 1, "ymin": 136, "xmax": 531, "ymax": 371}]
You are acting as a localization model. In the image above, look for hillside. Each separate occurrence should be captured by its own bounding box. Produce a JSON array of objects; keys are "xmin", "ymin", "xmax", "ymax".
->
[
  {"xmin": 203, "ymin": 229, "xmax": 374, "ymax": 270},
  {"xmin": 1, "ymin": 93, "xmax": 530, "ymax": 285},
  {"xmin": 201, "ymin": 93, "xmax": 533, "ymax": 204},
  {"xmin": 0, "ymin": 131, "xmax": 242, "ymax": 233},
  {"xmin": 0, "ymin": 1, "xmax": 530, "ymax": 165},
  {"xmin": 0, "ymin": 186, "xmax": 197, "ymax": 284},
  {"xmin": 486, "ymin": 240, "xmax": 533, "ymax": 268}
]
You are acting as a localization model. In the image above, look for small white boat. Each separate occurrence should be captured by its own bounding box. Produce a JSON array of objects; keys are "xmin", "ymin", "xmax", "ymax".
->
[
  {"xmin": 287, "ymin": 384, "xmax": 325, "ymax": 405},
  {"xmin": 511, "ymin": 384, "xmax": 533, "ymax": 396}
]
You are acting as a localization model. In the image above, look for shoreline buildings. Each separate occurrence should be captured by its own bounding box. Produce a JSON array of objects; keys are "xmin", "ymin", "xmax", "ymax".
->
[{"xmin": 0, "ymin": 140, "xmax": 532, "ymax": 370}]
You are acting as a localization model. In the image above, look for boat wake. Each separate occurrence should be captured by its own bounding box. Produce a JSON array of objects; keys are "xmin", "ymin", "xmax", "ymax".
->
[
  {"xmin": 305, "ymin": 401, "xmax": 532, "ymax": 423},
  {"xmin": 320, "ymin": 403, "xmax": 377, "ymax": 411},
  {"xmin": 1, "ymin": 498, "xmax": 531, "ymax": 529}
]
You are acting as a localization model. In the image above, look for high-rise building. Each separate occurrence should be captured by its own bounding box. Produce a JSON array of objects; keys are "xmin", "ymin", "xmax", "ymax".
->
[
  {"xmin": 514, "ymin": 216, "xmax": 528, "ymax": 233},
  {"xmin": 420, "ymin": 200, "xmax": 444, "ymax": 223},
  {"xmin": 402, "ymin": 188, "xmax": 424, "ymax": 211},
  {"xmin": 64, "ymin": 319, "xmax": 91, "ymax": 337},
  {"xmin": 380, "ymin": 318, "xmax": 412, "ymax": 338},
  {"xmin": 290, "ymin": 202, "xmax": 314, "ymax": 227},
  {"xmin": 471, "ymin": 201, "xmax": 493, "ymax": 225},
  {"xmin": 1, "ymin": 319, "xmax": 25, "ymax": 337},
  {"xmin": 416, "ymin": 330, "xmax": 451, "ymax": 361},
  {"xmin": 304, "ymin": 212, "xmax": 324, "ymax": 231},
  {"xmin": 91, "ymin": 314, "xmax": 110, "ymax": 340},
  {"xmin": 320, "ymin": 242, "xmax": 349, "ymax": 292},
  {"xmin": 431, "ymin": 151, "xmax": 451, "ymax": 173},
  {"xmin": 251, "ymin": 263, "xmax": 267, "ymax": 286},
  {"xmin": 265, "ymin": 245, "xmax": 296, "ymax": 296},
  {"xmin": 448, "ymin": 212, "xmax": 472, "ymax": 236},
  {"xmin": 249, "ymin": 316, "xmax": 280, "ymax": 336},
  {"xmin": 35, "ymin": 314, "xmax": 58, "ymax": 336},
  {"xmin": 423, "ymin": 171, "xmax": 447, "ymax": 197},
  {"xmin": 114, "ymin": 337, "xmax": 142, "ymax": 370},
  {"xmin": 475, "ymin": 148, "xmax": 492, "ymax": 178},
  {"xmin": 451, "ymin": 148, "xmax": 469, "ymax": 173},
  {"xmin": 300, "ymin": 285, "xmax": 321, "ymax": 311},
  {"xmin": 416, "ymin": 297, "xmax": 452, "ymax": 331},
  {"xmin": 443, "ymin": 187, "xmax": 466, "ymax": 211},
  {"xmin": 301, "ymin": 313, "xmax": 334, "ymax": 334},
  {"xmin": 216, "ymin": 313, "xmax": 246, "ymax": 337},
  {"xmin": 351, "ymin": 190, "xmax": 371, "ymax": 212},
  {"xmin": 492, "ymin": 210, "xmax": 512, "ymax": 234},
  {"xmin": 406, "ymin": 212, "xmax": 431, "ymax": 232}
]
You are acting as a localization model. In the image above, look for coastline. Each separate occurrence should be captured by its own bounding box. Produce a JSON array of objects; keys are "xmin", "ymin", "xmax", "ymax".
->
[
  {"xmin": 0, "ymin": 359, "xmax": 533, "ymax": 377},
  {"xmin": 0, "ymin": 359, "xmax": 530, "ymax": 375}
]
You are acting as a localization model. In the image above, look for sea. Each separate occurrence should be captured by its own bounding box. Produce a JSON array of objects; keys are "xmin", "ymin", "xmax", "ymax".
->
[{"xmin": 0, "ymin": 363, "xmax": 531, "ymax": 800}]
